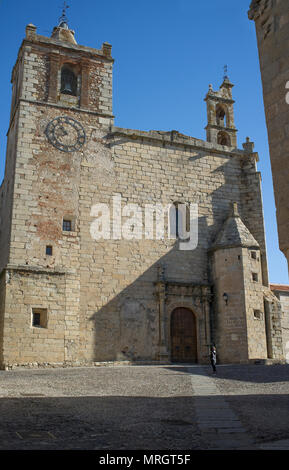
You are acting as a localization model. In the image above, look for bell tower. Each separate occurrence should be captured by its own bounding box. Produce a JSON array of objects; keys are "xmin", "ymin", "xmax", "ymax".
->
[
  {"xmin": 205, "ymin": 72, "xmax": 237, "ymax": 148},
  {"xmin": 0, "ymin": 13, "xmax": 115, "ymax": 367},
  {"xmin": 19, "ymin": 15, "xmax": 114, "ymax": 126}
]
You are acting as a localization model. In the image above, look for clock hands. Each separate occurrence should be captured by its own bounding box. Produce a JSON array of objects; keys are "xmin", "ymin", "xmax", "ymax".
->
[
  {"xmin": 57, "ymin": 125, "xmax": 68, "ymax": 137},
  {"xmin": 45, "ymin": 116, "xmax": 86, "ymax": 152}
]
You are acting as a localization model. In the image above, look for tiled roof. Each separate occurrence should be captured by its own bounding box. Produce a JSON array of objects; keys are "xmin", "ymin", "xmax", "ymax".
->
[{"xmin": 270, "ymin": 284, "xmax": 289, "ymax": 292}]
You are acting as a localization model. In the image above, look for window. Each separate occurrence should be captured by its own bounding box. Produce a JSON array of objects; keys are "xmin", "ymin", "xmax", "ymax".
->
[
  {"xmin": 32, "ymin": 312, "xmax": 41, "ymax": 327},
  {"xmin": 254, "ymin": 310, "xmax": 263, "ymax": 320},
  {"xmin": 46, "ymin": 245, "xmax": 53, "ymax": 256},
  {"xmin": 60, "ymin": 66, "xmax": 78, "ymax": 96},
  {"xmin": 216, "ymin": 104, "xmax": 227, "ymax": 127},
  {"xmin": 32, "ymin": 308, "xmax": 48, "ymax": 328},
  {"xmin": 217, "ymin": 131, "xmax": 231, "ymax": 147},
  {"xmin": 63, "ymin": 219, "xmax": 72, "ymax": 232},
  {"xmin": 169, "ymin": 202, "xmax": 190, "ymax": 240},
  {"xmin": 252, "ymin": 272, "xmax": 258, "ymax": 282},
  {"xmin": 251, "ymin": 251, "xmax": 257, "ymax": 260}
]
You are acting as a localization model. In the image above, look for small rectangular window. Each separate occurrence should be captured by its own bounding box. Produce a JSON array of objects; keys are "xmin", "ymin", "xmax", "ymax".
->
[
  {"xmin": 63, "ymin": 219, "xmax": 72, "ymax": 232},
  {"xmin": 32, "ymin": 308, "xmax": 48, "ymax": 328},
  {"xmin": 46, "ymin": 246, "xmax": 53, "ymax": 256},
  {"xmin": 251, "ymin": 251, "xmax": 257, "ymax": 260},
  {"xmin": 252, "ymin": 273, "xmax": 258, "ymax": 282},
  {"xmin": 254, "ymin": 310, "xmax": 262, "ymax": 320},
  {"xmin": 32, "ymin": 312, "xmax": 41, "ymax": 327}
]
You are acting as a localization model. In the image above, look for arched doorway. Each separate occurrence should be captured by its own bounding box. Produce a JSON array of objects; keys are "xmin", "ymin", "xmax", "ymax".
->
[{"xmin": 171, "ymin": 307, "xmax": 197, "ymax": 363}]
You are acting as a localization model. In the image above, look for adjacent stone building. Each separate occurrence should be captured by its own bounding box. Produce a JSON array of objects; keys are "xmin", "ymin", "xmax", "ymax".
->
[
  {"xmin": 0, "ymin": 19, "xmax": 285, "ymax": 368},
  {"xmin": 248, "ymin": 0, "xmax": 289, "ymax": 273},
  {"xmin": 270, "ymin": 284, "xmax": 289, "ymax": 358}
]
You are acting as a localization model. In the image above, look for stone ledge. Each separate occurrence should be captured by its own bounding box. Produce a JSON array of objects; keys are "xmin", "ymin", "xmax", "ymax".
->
[
  {"xmin": 110, "ymin": 127, "xmax": 248, "ymax": 157},
  {"xmin": 4, "ymin": 264, "xmax": 68, "ymax": 276},
  {"xmin": 22, "ymin": 35, "xmax": 114, "ymax": 62}
]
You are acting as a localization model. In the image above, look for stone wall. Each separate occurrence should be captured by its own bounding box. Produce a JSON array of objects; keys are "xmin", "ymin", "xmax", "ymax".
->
[
  {"xmin": 2, "ymin": 120, "xmax": 271, "ymax": 366},
  {"xmin": 212, "ymin": 247, "xmax": 249, "ymax": 363},
  {"xmin": 270, "ymin": 286, "xmax": 289, "ymax": 358},
  {"xmin": 243, "ymin": 247, "xmax": 268, "ymax": 360},
  {"xmin": 2, "ymin": 268, "xmax": 67, "ymax": 366},
  {"xmin": 0, "ymin": 24, "xmax": 274, "ymax": 367},
  {"xmin": 279, "ymin": 292, "xmax": 289, "ymax": 357},
  {"xmin": 249, "ymin": 0, "xmax": 289, "ymax": 271},
  {"xmin": 0, "ymin": 271, "xmax": 6, "ymax": 366}
]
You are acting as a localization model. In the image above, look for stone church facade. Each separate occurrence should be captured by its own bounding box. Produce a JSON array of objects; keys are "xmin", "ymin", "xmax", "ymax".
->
[{"xmin": 0, "ymin": 20, "xmax": 285, "ymax": 369}]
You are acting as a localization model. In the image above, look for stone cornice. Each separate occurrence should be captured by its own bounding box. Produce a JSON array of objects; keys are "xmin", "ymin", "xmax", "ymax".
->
[
  {"xmin": 109, "ymin": 126, "xmax": 247, "ymax": 157},
  {"xmin": 22, "ymin": 35, "xmax": 114, "ymax": 62},
  {"xmin": 4, "ymin": 264, "xmax": 67, "ymax": 276},
  {"xmin": 11, "ymin": 34, "xmax": 113, "ymax": 82},
  {"xmin": 204, "ymin": 94, "xmax": 235, "ymax": 105}
]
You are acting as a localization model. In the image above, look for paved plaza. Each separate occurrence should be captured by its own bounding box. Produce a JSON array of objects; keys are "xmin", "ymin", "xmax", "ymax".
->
[{"xmin": 0, "ymin": 364, "xmax": 289, "ymax": 450}]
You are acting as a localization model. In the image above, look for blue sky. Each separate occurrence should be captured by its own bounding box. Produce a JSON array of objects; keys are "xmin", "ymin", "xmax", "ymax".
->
[{"xmin": 0, "ymin": 0, "xmax": 288, "ymax": 284}]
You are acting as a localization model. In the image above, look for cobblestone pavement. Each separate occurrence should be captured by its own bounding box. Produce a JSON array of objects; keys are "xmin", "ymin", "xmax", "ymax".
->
[
  {"xmin": 0, "ymin": 363, "xmax": 288, "ymax": 450},
  {"xmin": 211, "ymin": 363, "xmax": 289, "ymax": 449}
]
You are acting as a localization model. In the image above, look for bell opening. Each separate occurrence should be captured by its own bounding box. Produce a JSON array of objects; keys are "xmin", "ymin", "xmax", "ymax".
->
[{"xmin": 60, "ymin": 67, "xmax": 77, "ymax": 96}]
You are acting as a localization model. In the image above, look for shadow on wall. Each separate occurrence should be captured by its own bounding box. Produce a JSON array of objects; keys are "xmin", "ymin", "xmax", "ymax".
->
[
  {"xmin": 88, "ymin": 232, "xmax": 208, "ymax": 363},
  {"xmin": 85, "ymin": 154, "xmax": 262, "ymax": 363}
]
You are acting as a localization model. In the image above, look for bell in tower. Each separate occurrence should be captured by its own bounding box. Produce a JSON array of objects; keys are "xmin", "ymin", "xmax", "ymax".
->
[{"xmin": 60, "ymin": 67, "xmax": 77, "ymax": 96}]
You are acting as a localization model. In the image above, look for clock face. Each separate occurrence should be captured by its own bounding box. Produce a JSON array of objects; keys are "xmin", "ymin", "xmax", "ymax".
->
[{"xmin": 45, "ymin": 116, "xmax": 86, "ymax": 152}]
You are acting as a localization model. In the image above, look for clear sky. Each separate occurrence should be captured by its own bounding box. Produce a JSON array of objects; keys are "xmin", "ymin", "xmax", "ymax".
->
[{"xmin": 0, "ymin": 0, "xmax": 288, "ymax": 284}]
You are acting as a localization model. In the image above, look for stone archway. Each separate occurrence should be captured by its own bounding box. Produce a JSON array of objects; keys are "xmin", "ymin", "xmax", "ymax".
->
[{"xmin": 170, "ymin": 307, "xmax": 198, "ymax": 363}]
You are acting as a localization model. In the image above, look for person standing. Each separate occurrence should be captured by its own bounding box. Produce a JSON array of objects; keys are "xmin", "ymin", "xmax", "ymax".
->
[{"xmin": 210, "ymin": 345, "xmax": 217, "ymax": 374}]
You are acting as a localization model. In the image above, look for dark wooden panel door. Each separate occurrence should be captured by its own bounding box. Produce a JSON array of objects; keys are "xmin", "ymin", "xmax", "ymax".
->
[{"xmin": 171, "ymin": 308, "xmax": 197, "ymax": 363}]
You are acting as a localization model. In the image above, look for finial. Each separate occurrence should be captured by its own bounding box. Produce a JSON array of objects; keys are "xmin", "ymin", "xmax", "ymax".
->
[
  {"xmin": 224, "ymin": 64, "xmax": 229, "ymax": 80},
  {"xmin": 242, "ymin": 137, "xmax": 255, "ymax": 153},
  {"xmin": 58, "ymin": 1, "xmax": 69, "ymax": 28}
]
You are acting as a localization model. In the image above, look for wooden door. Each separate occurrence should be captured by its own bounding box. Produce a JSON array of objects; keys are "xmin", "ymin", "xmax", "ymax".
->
[{"xmin": 171, "ymin": 307, "xmax": 197, "ymax": 363}]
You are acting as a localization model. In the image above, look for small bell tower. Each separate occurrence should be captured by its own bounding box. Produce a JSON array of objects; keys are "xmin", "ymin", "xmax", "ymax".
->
[{"xmin": 205, "ymin": 68, "xmax": 237, "ymax": 148}]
